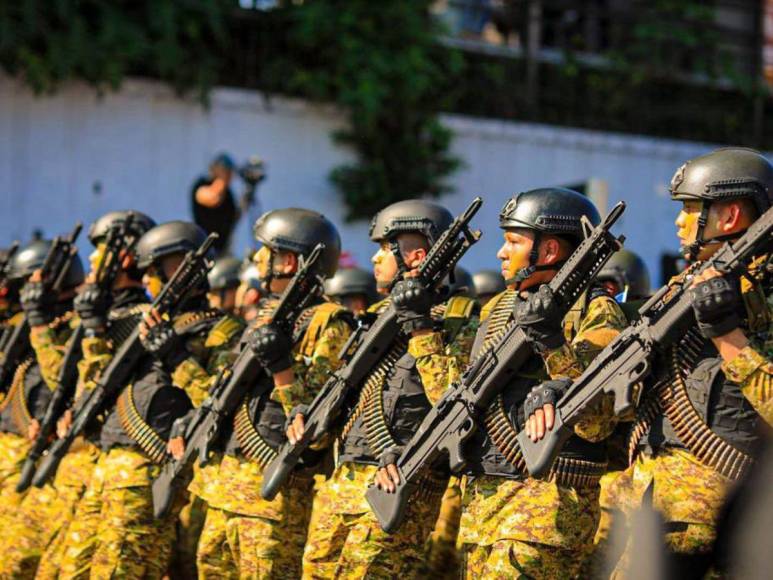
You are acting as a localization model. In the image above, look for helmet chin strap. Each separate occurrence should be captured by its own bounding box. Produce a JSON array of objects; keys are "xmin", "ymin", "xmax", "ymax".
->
[
  {"xmin": 504, "ymin": 231, "xmax": 566, "ymax": 290},
  {"xmin": 259, "ymin": 248, "xmax": 294, "ymax": 295},
  {"xmin": 681, "ymin": 202, "xmax": 739, "ymax": 263},
  {"xmin": 386, "ymin": 240, "xmax": 409, "ymax": 292}
]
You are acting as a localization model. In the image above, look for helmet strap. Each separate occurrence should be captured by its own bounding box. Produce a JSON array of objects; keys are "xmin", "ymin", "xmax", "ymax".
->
[
  {"xmin": 681, "ymin": 202, "xmax": 740, "ymax": 262},
  {"xmin": 387, "ymin": 239, "xmax": 409, "ymax": 291}
]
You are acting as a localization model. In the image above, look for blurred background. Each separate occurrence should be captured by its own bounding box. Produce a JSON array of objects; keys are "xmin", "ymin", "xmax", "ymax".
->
[{"xmin": 1, "ymin": 0, "xmax": 772, "ymax": 284}]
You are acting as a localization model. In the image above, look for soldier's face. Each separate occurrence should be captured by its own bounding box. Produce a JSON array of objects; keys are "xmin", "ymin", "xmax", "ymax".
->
[
  {"xmin": 497, "ymin": 230, "xmax": 534, "ymax": 284},
  {"xmin": 372, "ymin": 242, "xmax": 398, "ymax": 290},
  {"xmin": 208, "ymin": 288, "xmax": 237, "ymax": 312},
  {"xmin": 88, "ymin": 243, "xmax": 107, "ymax": 275},
  {"xmin": 675, "ymin": 201, "xmax": 703, "ymax": 251},
  {"xmin": 253, "ymin": 246, "xmax": 272, "ymax": 280}
]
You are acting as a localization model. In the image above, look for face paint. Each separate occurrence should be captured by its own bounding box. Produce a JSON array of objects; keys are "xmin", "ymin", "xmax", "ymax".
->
[
  {"xmin": 253, "ymin": 246, "xmax": 272, "ymax": 280},
  {"xmin": 675, "ymin": 201, "xmax": 702, "ymax": 253},
  {"xmin": 143, "ymin": 269, "xmax": 164, "ymax": 300},
  {"xmin": 89, "ymin": 243, "xmax": 107, "ymax": 276},
  {"xmin": 371, "ymin": 242, "xmax": 398, "ymax": 290},
  {"xmin": 498, "ymin": 232, "xmax": 533, "ymax": 285}
]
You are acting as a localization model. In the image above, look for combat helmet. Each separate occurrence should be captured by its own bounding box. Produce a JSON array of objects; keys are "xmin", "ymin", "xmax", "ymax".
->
[
  {"xmin": 669, "ymin": 147, "xmax": 773, "ymax": 259},
  {"xmin": 325, "ymin": 267, "xmax": 377, "ymax": 302},
  {"xmin": 9, "ymin": 239, "xmax": 85, "ymax": 289},
  {"xmin": 253, "ymin": 208, "xmax": 341, "ymax": 280},
  {"xmin": 88, "ymin": 210, "xmax": 156, "ymax": 247},
  {"xmin": 447, "ymin": 266, "xmax": 475, "ymax": 298},
  {"xmin": 208, "ymin": 256, "xmax": 242, "ymax": 291},
  {"xmin": 499, "ymin": 188, "xmax": 600, "ymax": 285},
  {"xmin": 597, "ymin": 249, "xmax": 651, "ymax": 300},
  {"xmin": 472, "ymin": 269, "xmax": 506, "ymax": 299},
  {"xmin": 135, "ymin": 221, "xmax": 210, "ymax": 271}
]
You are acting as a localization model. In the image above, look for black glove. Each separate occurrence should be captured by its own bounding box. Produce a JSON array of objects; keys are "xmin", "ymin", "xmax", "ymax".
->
[
  {"xmin": 517, "ymin": 284, "xmax": 565, "ymax": 351},
  {"xmin": 689, "ymin": 276, "xmax": 741, "ymax": 338},
  {"xmin": 378, "ymin": 445, "xmax": 404, "ymax": 468},
  {"xmin": 140, "ymin": 320, "xmax": 188, "ymax": 371},
  {"xmin": 523, "ymin": 378, "xmax": 572, "ymax": 419},
  {"xmin": 74, "ymin": 283, "xmax": 111, "ymax": 332},
  {"xmin": 249, "ymin": 324, "xmax": 293, "ymax": 374},
  {"xmin": 391, "ymin": 278, "xmax": 433, "ymax": 334},
  {"xmin": 20, "ymin": 281, "xmax": 57, "ymax": 327}
]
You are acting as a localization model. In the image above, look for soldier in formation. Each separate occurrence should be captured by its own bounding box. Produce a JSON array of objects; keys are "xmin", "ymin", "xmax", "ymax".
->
[{"xmin": 0, "ymin": 145, "xmax": 768, "ymax": 579}]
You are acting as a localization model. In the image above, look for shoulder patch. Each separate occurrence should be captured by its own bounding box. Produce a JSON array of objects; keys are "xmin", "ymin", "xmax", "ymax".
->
[
  {"xmin": 299, "ymin": 301, "xmax": 351, "ymax": 358},
  {"xmin": 205, "ymin": 315, "xmax": 246, "ymax": 348},
  {"xmin": 444, "ymin": 295, "xmax": 477, "ymax": 320}
]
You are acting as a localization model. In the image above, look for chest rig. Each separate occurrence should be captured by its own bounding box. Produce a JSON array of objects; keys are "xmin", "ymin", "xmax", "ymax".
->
[
  {"xmin": 630, "ymin": 263, "xmax": 770, "ymax": 481},
  {"xmin": 473, "ymin": 290, "xmax": 607, "ymax": 488},
  {"xmin": 232, "ymin": 299, "xmax": 346, "ymax": 468},
  {"xmin": 336, "ymin": 296, "xmax": 476, "ymax": 471}
]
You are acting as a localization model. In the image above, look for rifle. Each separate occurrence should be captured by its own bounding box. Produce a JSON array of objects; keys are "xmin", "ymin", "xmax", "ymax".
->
[
  {"xmin": 365, "ymin": 202, "xmax": 627, "ymax": 533},
  {"xmin": 31, "ymin": 233, "xmax": 218, "ymax": 488},
  {"xmin": 516, "ymin": 204, "xmax": 773, "ymax": 478},
  {"xmin": 0, "ymin": 224, "xmax": 82, "ymax": 391},
  {"xmin": 17, "ymin": 215, "xmax": 140, "ymax": 492},
  {"xmin": 261, "ymin": 197, "xmax": 484, "ymax": 501},
  {"xmin": 151, "ymin": 243, "xmax": 328, "ymax": 518}
]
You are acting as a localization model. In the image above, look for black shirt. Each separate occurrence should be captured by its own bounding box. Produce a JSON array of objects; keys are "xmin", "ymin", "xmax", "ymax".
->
[{"xmin": 190, "ymin": 176, "xmax": 238, "ymax": 254}]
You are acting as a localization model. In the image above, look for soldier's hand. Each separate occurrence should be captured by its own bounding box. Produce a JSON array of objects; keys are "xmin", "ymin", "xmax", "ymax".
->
[
  {"xmin": 74, "ymin": 283, "xmax": 111, "ymax": 332},
  {"xmin": 57, "ymin": 410, "xmax": 73, "ymax": 439},
  {"xmin": 139, "ymin": 308, "xmax": 164, "ymax": 338},
  {"xmin": 391, "ymin": 278, "xmax": 433, "ymax": 334},
  {"xmin": 20, "ymin": 277, "xmax": 56, "ymax": 327},
  {"xmin": 28, "ymin": 419, "xmax": 41, "ymax": 441},
  {"xmin": 517, "ymin": 285, "xmax": 565, "ymax": 352},
  {"xmin": 249, "ymin": 324, "xmax": 293, "ymax": 374},
  {"xmin": 689, "ymin": 268, "xmax": 741, "ymax": 339},
  {"xmin": 167, "ymin": 437, "xmax": 185, "ymax": 460},
  {"xmin": 523, "ymin": 379, "xmax": 571, "ymax": 442},
  {"xmin": 375, "ymin": 446, "xmax": 403, "ymax": 492},
  {"xmin": 140, "ymin": 314, "xmax": 187, "ymax": 371},
  {"xmin": 287, "ymin": 414, "xmax": 306, "ymax": 445}
]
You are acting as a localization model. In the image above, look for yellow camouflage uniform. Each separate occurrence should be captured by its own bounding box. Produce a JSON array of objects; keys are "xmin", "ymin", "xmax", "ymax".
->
[
  {"xmin": 302, "ymin": 296, "xmax": 478, "ymax": 579},
  {"xmin": 0, "ymin": 312, "xmax": 75, "ymax": 578},
  {"xmin": 52, "ymin": 306, "xmax": 241, "ymax": 580},
  {"xmin": 193, "ymin": 298, "xmax": 353, "ymax": 579},
  {"xmin": 458, "ymin": 288, "xmax": 627, "ymax": 580},
  {"xmin": 614, "ymin": 263, "xmax": 772, "ymax": 575}
]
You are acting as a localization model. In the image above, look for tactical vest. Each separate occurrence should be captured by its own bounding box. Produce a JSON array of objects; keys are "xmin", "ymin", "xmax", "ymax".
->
[
  {"xmin": 463, "ymin": 289, "xmax": 608, "ymax": 487},
  {"xmin": 631, "ymin": 262, "xmax": 771, "ymax": 481},
  {"xmin": 336, "ymin": 295, "xmax": 477, "ymax": 467},
  {"xmin": 0, "ymin": 312, "xmax": 74, "ymax": 436},
  {"xmin": 100, "ymin": 307, "xmax": 222, "ymax": 461},
  {"xmin": 224, "ymin": 299, "xmax": 354, "ymax": 471}
]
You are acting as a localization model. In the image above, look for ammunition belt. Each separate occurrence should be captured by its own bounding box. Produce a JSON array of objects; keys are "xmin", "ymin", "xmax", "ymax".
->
[
  {"xmin": 627, "ymin": 384, "xmax": 663, "ymax": 465},
  {"xmin": 115, "ymin": 384, "xmax": 167, "ymax": 464},
  {"xmin": 3, "ymin": 357, "xmax": 34, "ymax": 434},
  {"xmin": 233, "ymin": 400, "xmax": 277, "ymax": 468},
  {"xmin": 106, "ymin": 305, "xmax": 147, "ymax": 348},
  {"xmin": 174, "ymin": 309, "xmax": 222, "ymax": 335},
  {"xmin": 659, "ymin": 329, "xmax": 753, "ymax": 480}
]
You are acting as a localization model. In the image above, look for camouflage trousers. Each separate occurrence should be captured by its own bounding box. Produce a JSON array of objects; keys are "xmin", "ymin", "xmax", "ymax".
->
[
  {"xmin": 55, "ymin": 448, "xmax": 177, "ymax": 580},
  {"xmin": 168, "ymin": 494, "xmax": 207, "ymax": 579},
  {"xmin": 612, "ymin": 447, "xmax": 731, "ymax": 578},
  {"xmin": 0, "ymin": 432, "xmax": 31, "ymax": 524},
  {"xmin": 458, "ymin": 475, "xmax": 600, "ymax": 580},
  {"xmin": 302, "ymin": 462, "xmax": 443, "ymax": 579},
  {"xmin": 425, "ymin": 476, "xmax": 462, "ymax": 578}
]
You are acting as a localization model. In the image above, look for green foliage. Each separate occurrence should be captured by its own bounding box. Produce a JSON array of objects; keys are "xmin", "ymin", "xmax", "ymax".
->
[
  {"xmin": 284, "ymin": 1, "xmax": 463, "ymax": 220},
  {"xmin": 0, "ymin": 0, "xmax": 230, "ymax": 101}
]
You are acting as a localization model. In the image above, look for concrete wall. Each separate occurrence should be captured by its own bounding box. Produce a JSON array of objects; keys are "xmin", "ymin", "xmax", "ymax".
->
[{"xmin": 0, "ymin": 76, "xmax": 724, "ymax": 285}]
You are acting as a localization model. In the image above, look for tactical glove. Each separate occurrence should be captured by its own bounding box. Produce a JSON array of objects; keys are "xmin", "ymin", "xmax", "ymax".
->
[
  {"xmin": 20, "ymin": 281, "xmax": 56, "ymax": 327},
  {"xmin": 74, "ymin": 283, "xmax": 111, "ymax": 332},
  {"xmin": 378, "ymin": 445, "xmax": 404, "ymax": 469},
  {"xmin": 523, "ymin": 378, "xmax": 572, "ymax": 420},
  {"xmin": 140, "ymin": 320, "xmax": 188, "ymax": 372},
  {"xmin": 689, "ymin": 276, "xmax": 741, "ymax": 338},
  {"xmin": 391, "ymin": 278, "xmax": 433, "ymax": 334},
  {"xmin": 249, "ymin": 324, "xmax": 293, "ymax": 374},
  {"xmin": 516, "ymin": 284, "xmax": 565, "ymax": 351}
]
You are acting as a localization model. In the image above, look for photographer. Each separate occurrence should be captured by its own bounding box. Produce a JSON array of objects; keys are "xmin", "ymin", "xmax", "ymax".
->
[{"xmin": 191, "ymin": 153, "xmax": 238, "ymax": 255}]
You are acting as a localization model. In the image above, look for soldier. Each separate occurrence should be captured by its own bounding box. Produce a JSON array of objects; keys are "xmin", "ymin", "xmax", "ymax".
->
[
  {"xmin": 447, "ymin": 266, "xmax": 476, "ymax": 299},
  {"xmin": 597, "ymin": 248, "xmax": 651, "ymax": 303},
  {"xmin": 1, "ymin": 211, "xmax": 156, "ymax": 578},
  {"xmin": 190, "ymin": 208, "xmax": 354, "ymax": 578},
  {"xmin": 602, "ymin": 148, "xmax": 772, "ymax": 574},
  {"xmin": 439, "ymin": 188, "xmax": 628, "ymax": 578},
  {"xmin": 0, "ymin": 239, "xmax": 84, "ymax": 574},
  {"xmin": 324, "ymin": 266, "xmax": 378, "ymax": 316},
  {"xmin": 296, "ymin": 200, "xmax": 478, "ymax": 578},
  {"xmin": 53, "ymin": 221, "xmax": 242, "ymax": 578},
  {"xmin": 207, "ymin": 256, "xmax": 242, "ymax": 316},
  {"xmin": 472, "ymin": 269, "xmax": 506, "ymax": 308},
  {"xmin": 236, "ymin": 261, "xmax": 262, "ymax": 322}
]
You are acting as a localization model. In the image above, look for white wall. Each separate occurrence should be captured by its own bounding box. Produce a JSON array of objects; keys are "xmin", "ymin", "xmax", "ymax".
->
[{"xmin": 0, "ymin": 76, "xmax": 726, "ymax": 284}]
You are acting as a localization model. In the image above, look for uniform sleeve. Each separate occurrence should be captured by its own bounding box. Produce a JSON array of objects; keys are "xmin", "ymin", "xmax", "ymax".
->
[
  {"xmin": 542, "ymin": 296, "xmax": 628, "ymax": 442},
  {"xmin": 410, "ymin": 317, "xmax": 479, "ymax": 405},
  {"xmin": 76, "ymin": 336, "xmax": 116, "ymax": 398},
  {"xmin": 271, "ymin": 318, "xmax": 353, "ymax": 415},
  {"xmin": 29, "ymin": 324, "xmax": 74, "ymax": 391},
  {"xmin": 723, "ymin": 344, "xmax": 773, "ymax": 426}
]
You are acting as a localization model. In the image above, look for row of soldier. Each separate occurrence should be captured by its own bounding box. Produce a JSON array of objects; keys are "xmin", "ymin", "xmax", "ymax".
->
[{"xmin": 0, "ymin": 146, "xmax": 769, "ymax": 579}]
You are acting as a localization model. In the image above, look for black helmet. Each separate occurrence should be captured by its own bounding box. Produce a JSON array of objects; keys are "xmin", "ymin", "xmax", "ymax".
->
[
  {"xmin": 598, "ymin": 249, "xmax": 651, "ymax": 300},
  {"xmin": 369, "ymin": 200, "xmax": 453, "ymax": 246},
  {"xmin": 324, "ymin": 267, "xmax": 377, "ymax": 301},
  {"xmin": 210, "ymin": 152, "xmax": 236, "ymax": 172},
  {"xmin": 136, "ymin": 221, "xmax": 209, "ymax": 270},
  {"xmin": 670, "ymin": 148, "xmax": 773, "ymax": 260},
  {"xmin": 9, "ymin": 239, "xmax": 85, "ymax": 288},
  {"xmin": 253, "ymin": 208, "xmax": 341, "ymax": 278},
  {"xmin": 473, "ymin": 269, "xmax": 506, "ymax": 298},
  {"xmin": 88, "ymin": 210, "xmax": 156, "ymax": 246},
  {"xmin": 447, "ymin": 267, "xmax": 475, "ymax": 298},
  {"xmin": 499, "ymin": 188, "xmax": 600, "ymax": 285},
  {"xmin": 208, "ymin": 257, "xmax": 242, "ymax": 291}
]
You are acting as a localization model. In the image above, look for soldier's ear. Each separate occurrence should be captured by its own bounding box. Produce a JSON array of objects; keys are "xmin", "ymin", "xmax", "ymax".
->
[{"xmin": 540, "ymin": 237, "xmax": 562, "ymax": 265}]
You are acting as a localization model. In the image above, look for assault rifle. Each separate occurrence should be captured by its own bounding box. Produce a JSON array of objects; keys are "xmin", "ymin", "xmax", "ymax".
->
[
  {"xmin": 151, "ymin": 243, "xmax": 328, "ymax": 518},
  {"xmin": 261, "ymin": 197, "xmax": 484, "ymax": 501},
  {"xmin": 31, "ymin": 233, "xmax": 218, "ymax": 488},
  {"xmin": 17, "ymin": 215, "xmax": 140, "ymax": 492},
  {"xmin": 516, "ymin": 204, "xmax": 773, "ymax": 478},
  {"xmin": 365, "ymin": 202, "xmax": 627, "ymax": 533},
  {"xmin": 0, "ymin": 224, "xmax": 82, "ymax": 391}
]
